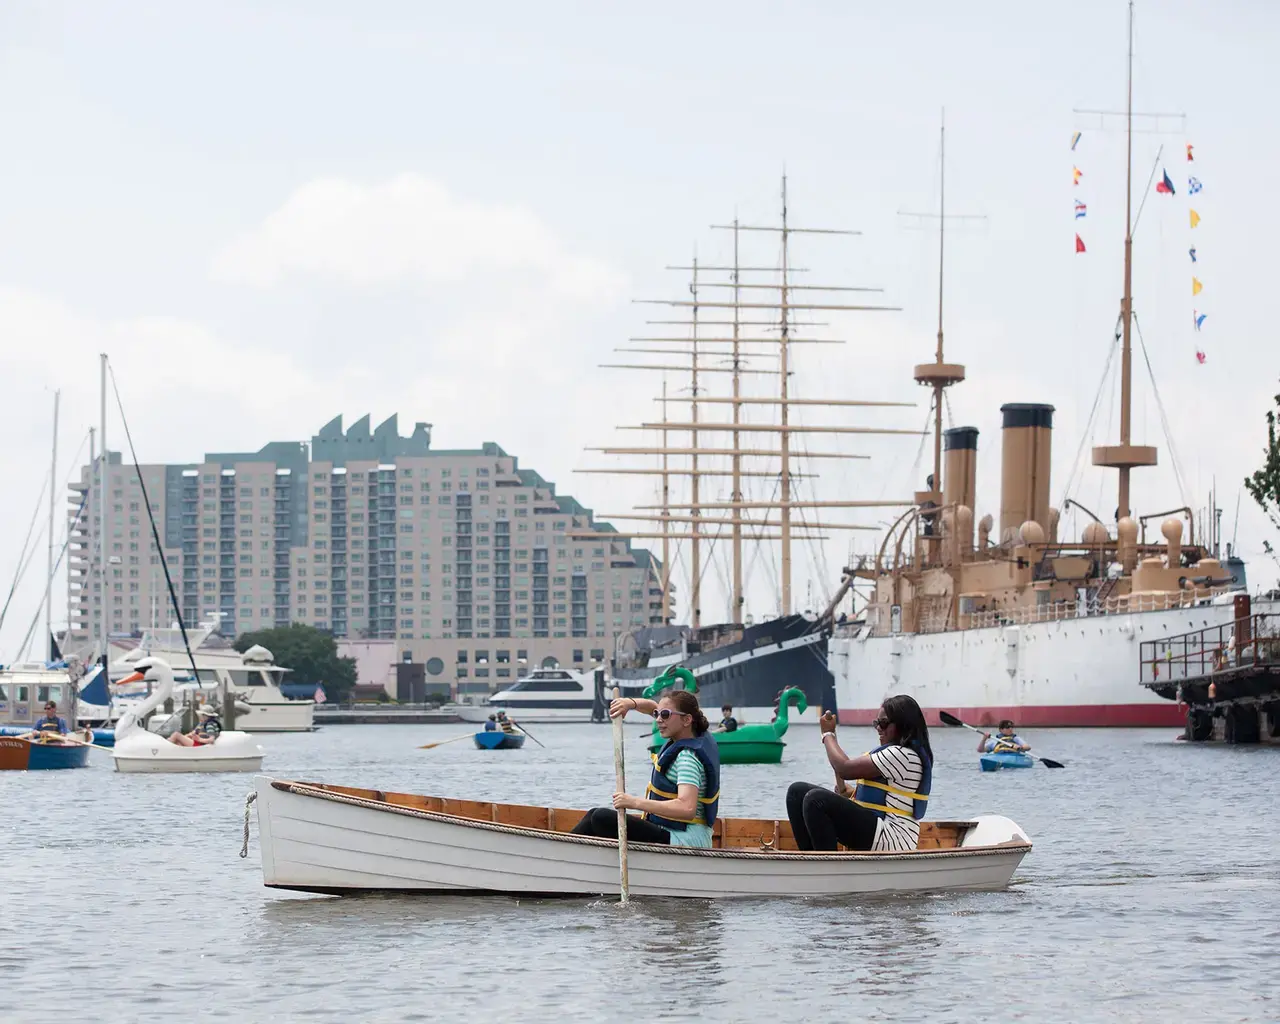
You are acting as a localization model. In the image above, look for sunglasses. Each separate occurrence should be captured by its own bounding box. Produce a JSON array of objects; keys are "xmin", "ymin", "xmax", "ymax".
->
[
  {"xmin": 652, "ymin": 709, "xmax": 690, "ymax": 722},
  {"xmin": 871, "ymin": 716, "xmax": 891, "ymax": 730}
]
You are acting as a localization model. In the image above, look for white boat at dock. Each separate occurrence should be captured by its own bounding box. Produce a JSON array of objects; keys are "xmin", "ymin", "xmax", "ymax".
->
[{"xmin": 252, "ymin": 778, "xmax": 1031, "ymax": 898}]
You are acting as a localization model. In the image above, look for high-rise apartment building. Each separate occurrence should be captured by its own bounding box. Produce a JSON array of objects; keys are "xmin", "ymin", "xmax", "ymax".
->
[{"xmin": 67, "ymin": 415, "xmax": 670, "ymax": 690}]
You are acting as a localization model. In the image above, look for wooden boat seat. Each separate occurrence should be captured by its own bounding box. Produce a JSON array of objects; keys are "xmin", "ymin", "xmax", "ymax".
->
[{"xmin": 303, "ymin": 783, "xmax": 967, "ymax": 852}]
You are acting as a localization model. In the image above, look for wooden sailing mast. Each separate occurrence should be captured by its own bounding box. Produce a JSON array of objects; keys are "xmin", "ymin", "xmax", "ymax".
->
[{"xmin": 579, "ymin": 179, "xmax": 918, "ymax": 628}]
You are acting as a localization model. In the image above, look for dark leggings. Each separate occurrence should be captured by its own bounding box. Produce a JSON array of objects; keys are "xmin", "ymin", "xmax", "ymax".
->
[
  {"xmin": 571, "ymin": 807, "xmax": 672, "ymax": 844},
  {"xmin": 786, "ymin": 781, "xmax": 880, "ymax": 851}
]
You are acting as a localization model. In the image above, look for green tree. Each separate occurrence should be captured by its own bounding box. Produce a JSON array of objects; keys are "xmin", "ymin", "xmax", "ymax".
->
[
  {"xmin": 1245, "ymin": 384, "xmax": 1280, "ymax": 533},
  {"xmin": 234, "ymin": 623, "xmax": 357, "ymax": 702}
]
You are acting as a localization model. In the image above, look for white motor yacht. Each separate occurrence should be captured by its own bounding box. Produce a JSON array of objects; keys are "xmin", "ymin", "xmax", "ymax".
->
[
  {"xmin": 103, "ymin": 627, "xmax": 315, "ymax": 733},
  {"xmin": 454, "ymin": 667, "xmax": 645, "ymax": 724}
]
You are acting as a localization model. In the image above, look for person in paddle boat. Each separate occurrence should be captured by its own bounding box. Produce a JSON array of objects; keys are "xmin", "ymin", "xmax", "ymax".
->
[
  {"xmin": 168, "ymin": 710, "xmax": 220, "ymax": 747},
  {"xmin": 496, "ymin": 710, "xmax": 518, "ymax": 735},
  {"xmin": 484, "ymin": 715, "xmax": 498, "ymax": 732},
  {"xmin": 786, "ymin": 694, "xmax": 933, "ymax": 853},
  {"xmin": 716, "ymin": 704, "xmax": 739, "ymax": 733},
  {"xmin": 570, "ymin": 689, "xmax": 720, "ymax": 848},
  {"xmin": 21, "ymin": 701, "xmax": 69, "ymax": 741},
  {"xmin": 979, "ymin": 720, "xmax": 1030, "ymax": 753}
]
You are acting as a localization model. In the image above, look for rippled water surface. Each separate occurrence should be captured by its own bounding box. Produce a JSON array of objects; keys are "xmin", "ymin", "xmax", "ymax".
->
[{"xmin": 2, "ymin": 722, "xmax": 1277, "ymax": 1023}]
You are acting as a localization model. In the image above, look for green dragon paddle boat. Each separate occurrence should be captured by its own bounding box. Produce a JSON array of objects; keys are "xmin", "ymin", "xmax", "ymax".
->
[{"xmin": 643, "ymin": 667, "xmax": 807, "ymax": 765}]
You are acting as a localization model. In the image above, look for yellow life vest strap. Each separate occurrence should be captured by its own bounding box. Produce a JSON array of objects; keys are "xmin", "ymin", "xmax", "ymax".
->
[
  {"xmin": 849, "ymin": 797, "xmax": 917, "ymax": 819},
  {"xmin": 856, "ymin": 778, "xmax": 928, "ymax": 803}
]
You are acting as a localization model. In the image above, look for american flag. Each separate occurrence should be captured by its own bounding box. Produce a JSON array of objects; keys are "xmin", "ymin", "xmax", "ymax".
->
[{"xmin": 313, "ymin": 685, "xmax": 327, "ymax": 704}]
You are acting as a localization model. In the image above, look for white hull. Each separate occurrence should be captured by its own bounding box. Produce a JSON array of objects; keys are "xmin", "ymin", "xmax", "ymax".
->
[
  {"xmin": 254, "ymin": 778, "xmax": 1031, "ymax": 898},
  {"xmin": 112, "ymin": 730, "xmax": 265, "ymax": 773},
  {"xmin": 832, "ymin": 598, "xmax": 1276, "ymax": 727},
  {"xmin": 454, "ymin": 704, "xmax": 593, "ymax": 724},
  {"xmin": 101, "ymin": 694, "xmax": 314, "ymax": 733}
]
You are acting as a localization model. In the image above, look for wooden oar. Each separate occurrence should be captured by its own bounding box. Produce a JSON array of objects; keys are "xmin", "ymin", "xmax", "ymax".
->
[
  {"xmin": 611, "ymin": 685, "xmax": 630, "ymax": 904},
  {"xmin": 28, "ymin": 733, "xmax": 113, "ymax": 753},
  {"xmin": 418, "ymin": 731, "xmax": 477, "ymax": 751},
  {"xmin": 938, "ymin": 711, "xmax": 1065, "ymax": 768}
]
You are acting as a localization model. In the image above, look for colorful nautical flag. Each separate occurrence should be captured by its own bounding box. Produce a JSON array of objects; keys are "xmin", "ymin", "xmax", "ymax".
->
[
  {"xmin": 1156, "ymin": 170, "xmax": 1175, "ymax": 194},
  {"xmin": 1194, "ymin": 311, "xmax": 1207, "ymax": 331},
  {"xmin": 1195, "ymin": 349, "xmax": 1206, "ymax": 365},
  {"xmin": 1189, "ymin": 177, "xmax": 1203, "ymax": 195},
  {"xmin": 1189, "ymin": 247, "xmax": 1197, "ymax": 263},
  {"xmin": 1073, "ymin": 166, "xmax": 1082, "ymax": 186},
  {"xmin": 1074, "ymin": 200, "xmax": 1087, "ymax": 219},
  {"xmin": 1075, "ymin": 234, "xmax": 1086, "ymax": 253},
  {"xmin": 1192, "ymin": 277, "xmax": 1203, "ymax": 295},
  {"xmin": 1190, "ymin": 209, "xmax": 1201, "ymax": 228},
  {"xmin": 1187, "ymin": 143, "xmax": 1195, "ymax": 161},
  {"xmin": 1071, "ymin": 131, "xmax": 1082, "ymax": 151}
]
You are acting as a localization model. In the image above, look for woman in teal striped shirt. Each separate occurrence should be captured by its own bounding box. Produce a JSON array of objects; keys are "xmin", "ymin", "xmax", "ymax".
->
[{"xmin": 571, "ymin": 690, "xmax": 721, "ymax": 848}]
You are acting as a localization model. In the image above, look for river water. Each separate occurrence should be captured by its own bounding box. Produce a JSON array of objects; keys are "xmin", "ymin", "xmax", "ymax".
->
[{"xmin": 2, "ymin": 722, "xmax": 1276, "ymax": 1023}]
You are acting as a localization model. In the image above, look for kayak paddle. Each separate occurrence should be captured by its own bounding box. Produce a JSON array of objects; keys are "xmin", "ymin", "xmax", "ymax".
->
[{"xmin": 938, "ymin": 710, "xmax": 1065, "ymax": 768}]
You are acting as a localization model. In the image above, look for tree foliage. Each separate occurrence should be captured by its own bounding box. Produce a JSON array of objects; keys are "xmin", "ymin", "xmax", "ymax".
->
[
  {"xmin": 1245, "ymin": 385, "xmax": 1280, "ymax": 533},
  {"xmin": 234, "ymin": 623, "xmax": 357, "ymax": 701}
]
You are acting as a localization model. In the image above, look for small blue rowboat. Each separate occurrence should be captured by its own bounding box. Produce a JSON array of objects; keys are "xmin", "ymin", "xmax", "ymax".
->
[
  {"xmin": 980, "ymin": 750, "xmax": 1035, "ymax": 772},
  {"xmin": 474, "ymin": 731, "xmax": 526, "ymax": 750},
  {"xmin": 0, "ymin": 736, "xmax": 92, "ymax": 770}
]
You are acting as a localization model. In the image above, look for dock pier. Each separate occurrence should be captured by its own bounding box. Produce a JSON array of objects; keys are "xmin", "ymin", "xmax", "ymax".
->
[{"xmin": 1139, "ymin": 597, "xmax": 1280, "ymax": 744}]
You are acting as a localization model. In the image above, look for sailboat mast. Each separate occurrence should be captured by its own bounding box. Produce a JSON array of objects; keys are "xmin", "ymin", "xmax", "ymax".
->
[
  {"xmin": 730, "ymin": 220, "xmax": 744, "ymax": 625},
  {"xmin": 98, "ymin": 352, "xmax": 108, "ymax": 654},
  {"xmin": 660, "ymin": 380, "xmax": 672, "ymax": 623},
  {"xmin": 689, "ymin": 257, "xmax": 702, "ymax": 629},
  {"xmin": 779, "ymin": 177, "xmax": 794, "ymax": 616},
  {"xmin": 932, "ymin": 116, "xmax": 947, "ymax": 495},
  {"xmin": 46, "ymin": 390, "xmax": 59, "ymax": 660},
  {"xmin": 1118, "ymin": 0, "xmax": 1136, "ymax": 521}
]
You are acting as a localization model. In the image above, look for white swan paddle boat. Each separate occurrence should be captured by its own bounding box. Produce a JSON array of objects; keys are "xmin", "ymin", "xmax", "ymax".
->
[
  {"xmin": 113, "ymin": 657, "xmax": 264, "ymax": 773},
  {"xmin": 251, "ymin": 777, "xmax": 1032, "ymax": 898}
]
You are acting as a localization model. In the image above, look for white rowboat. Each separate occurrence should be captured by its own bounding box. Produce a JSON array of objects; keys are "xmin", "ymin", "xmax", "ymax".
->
[{"xmin": 253, "ymin": 777, "xmax": 1032, "ymax": 898}]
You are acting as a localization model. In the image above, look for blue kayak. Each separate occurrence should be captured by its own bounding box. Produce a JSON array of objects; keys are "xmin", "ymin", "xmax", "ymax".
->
[
  {"xmin": 474, "ymin": 731, "xmax": 526, "ymax": 750},
  {"xmin": 980, "ymin": 750, "xmax": 1035, "ymax": 771}
]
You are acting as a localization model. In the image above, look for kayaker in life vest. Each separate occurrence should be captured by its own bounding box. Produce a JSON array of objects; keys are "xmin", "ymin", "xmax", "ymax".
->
[
  {"xmin": 786, "ymin": 694, "xmax": 933, "ymax": 852},
  {"xmin": 979, "ymin": 720, "xmax": 1030, "ymax": 753},
  {"xmin": 570, "ymin": 689, "xmax": 720, "ymax": 849}
]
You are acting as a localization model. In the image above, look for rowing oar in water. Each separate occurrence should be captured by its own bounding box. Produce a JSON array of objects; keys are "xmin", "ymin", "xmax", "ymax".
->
[
  {"xmin": 611, "ymin": 684, "xmax": 630, "ymax": 904},
  {"xmin": 938, "ymin": 711, "xmax": 1066, "ymax": 768},
  {"xmin": 508, "ymin": 719, "xmax": 546, "ymax": 748},
  {"xmin": 418, "ymin": 732, "xmax": 476, "ymax": 751}
]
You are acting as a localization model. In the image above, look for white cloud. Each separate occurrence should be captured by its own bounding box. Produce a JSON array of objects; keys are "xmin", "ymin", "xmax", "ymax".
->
[{"xmin": 210, "ymin": 173, "xmax": 626, "ymax": 301}]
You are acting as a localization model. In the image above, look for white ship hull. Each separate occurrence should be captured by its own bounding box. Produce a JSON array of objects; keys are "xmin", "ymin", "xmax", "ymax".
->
[{"xmin": 833, "ymin": 598, "xmax": 1275, "ymax": 728}]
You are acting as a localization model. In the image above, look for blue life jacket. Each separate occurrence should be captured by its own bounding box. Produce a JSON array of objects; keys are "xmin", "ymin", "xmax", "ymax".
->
[
  {"xmin": 852, "ymin": 742, "xmax": 931, "ymax": 822},
  {"xmin": 34, "ymin": 716, "xmax": 67, "ymax": 734},
  {"xmin": 643, "ymin": 733, "xmax": 721, "ymax": 832}
]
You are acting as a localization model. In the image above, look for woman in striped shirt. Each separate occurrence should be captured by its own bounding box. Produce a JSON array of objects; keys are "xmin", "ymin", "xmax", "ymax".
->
[{"xmin": 786, "ymin": 694, "xmax": 933, "ymax": 853}]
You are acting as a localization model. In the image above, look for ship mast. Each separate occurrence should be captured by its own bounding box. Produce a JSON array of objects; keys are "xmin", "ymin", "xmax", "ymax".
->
[
  {"xmin": 579, "ymin": 180, "xmax": 918, "ymax": 628},
  {"xmin": 1091, "ymin": 0, "xmax": 1158, "ymax": 520}
]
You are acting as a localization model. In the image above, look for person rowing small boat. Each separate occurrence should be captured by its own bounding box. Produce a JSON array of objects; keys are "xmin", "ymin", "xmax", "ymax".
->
[
  {"xmin": 571, "ymin": 689, "xmax": 720, "ymax": 848},
  {"xmin": 786, "ymin": 695, "xmax": 933, "ymax": 852},
  {"xmin": 978, "ymin": 720, "xmax": 1030, "ymax": 754}
]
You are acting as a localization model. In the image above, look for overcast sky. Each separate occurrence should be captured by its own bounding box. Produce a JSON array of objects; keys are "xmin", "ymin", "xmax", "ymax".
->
[{"xmin": 3, "ymin": 0, "xmax": 1278, "ymax": 658}]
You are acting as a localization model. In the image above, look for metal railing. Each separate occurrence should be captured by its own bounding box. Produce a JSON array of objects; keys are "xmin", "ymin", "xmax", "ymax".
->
[{"xmin": 1138, "ymin": 613, "xmax": 1280, "ymax": 685}]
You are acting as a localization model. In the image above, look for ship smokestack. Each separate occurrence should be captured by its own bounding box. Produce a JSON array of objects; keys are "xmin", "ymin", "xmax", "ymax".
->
[
  {"xmin": 943, "ymin": 425, "xmax": 978, "ymax": 533},
  {"xmin": 999, "ymin": 403, "xmax": 1054, "ymax": 544}
]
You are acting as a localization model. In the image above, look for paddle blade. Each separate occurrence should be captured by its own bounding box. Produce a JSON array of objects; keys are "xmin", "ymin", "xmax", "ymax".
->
[
  {"xmin": 938, "ymin": 711, "xmax": 964, "ymax": 727},
  {"xmin": 1040, "ymin": 757, "xmax": 1066, "ymax": 769}
]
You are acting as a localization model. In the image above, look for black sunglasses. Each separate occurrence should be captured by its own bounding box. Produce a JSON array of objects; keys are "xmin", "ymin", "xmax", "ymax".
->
[
  {"xmin": 872, "ymin": 716, "xmax": 891, "ymax": 730},
  {"xmin": 652, "ymin": 709, "xmax": 690, "ymax": 722}
]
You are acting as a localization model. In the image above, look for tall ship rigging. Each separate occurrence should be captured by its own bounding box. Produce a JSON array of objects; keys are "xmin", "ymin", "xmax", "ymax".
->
[
  {"xmin": 832, "ymin": 4, "xmax": 1266, "ymax": 728},
  {"xmin": 575, "ymin": 181, "xmax": 916, "ymax": 722}
]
